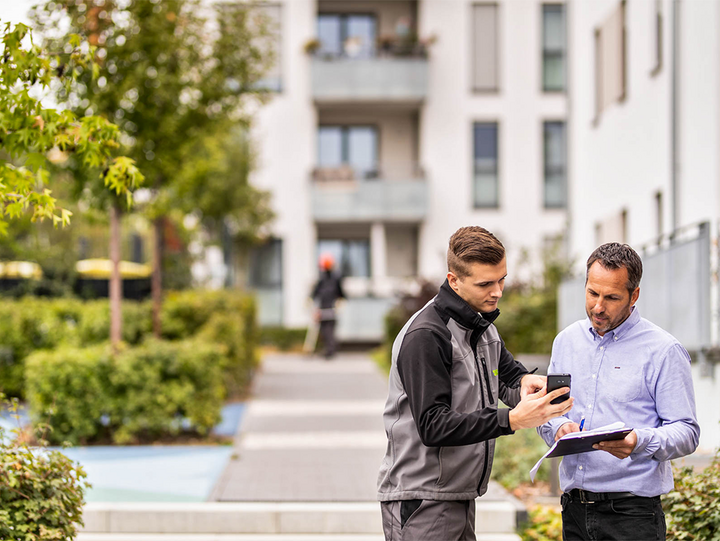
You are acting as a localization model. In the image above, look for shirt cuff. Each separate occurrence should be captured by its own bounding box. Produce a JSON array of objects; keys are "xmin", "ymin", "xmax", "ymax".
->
[
  {"xmin": 630, "ymin": 428, "xmax": 658, "ymax": 459},
  {"xmin": 497, "ymin": 408, "xmax": 515, "ymax": 435}
]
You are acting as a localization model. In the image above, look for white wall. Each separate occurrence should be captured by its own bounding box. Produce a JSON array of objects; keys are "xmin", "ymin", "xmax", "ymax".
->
[
  {"xmin": 567, "ymin": 0, "xmax": 720, "ymax": 451},
  {"xmin": 250, "ymin": 0, "xmax": 318, "ymax": 328},
  {"xmin": 418, "ymin": 0, "xmax": 567, "ymax": 285}
]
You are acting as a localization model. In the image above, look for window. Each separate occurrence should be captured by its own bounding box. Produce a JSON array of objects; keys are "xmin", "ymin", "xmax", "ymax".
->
[
  {"xmin": 651, "ymin": 0, "xmax": 663, "ymax": 75},
  {"xmin": 473, "ymin": 122, "xmax": 499, "ymax": 208},
  {"xmin": 318, "ymin": 126, "xmax": 378, "ymax": 179},
  {"xmin": 594, "ymin": 1, "xmax": 627, "ymax": 121},
  {"xmin": 543, "ymin": 121, "xmax": 566, "ymax": 208},
  {"xmin": 542, "ymin": 4, "xmax": 566, "ymax": 92},
  {"xmin": 655, "ymin": 191, "xmax": 663, "ymax": 239},
  {"xmin": 472, "ymin": 4, "xmax": 499, "ymax": 92},
  {"xmin": 317, "ymin": 239, "xmax": 370, "ymax": 277},
  {"xmin": 317, "ymin": 14, "xmax": 376, "ymax": 58},
  {"xmin": 249, "ymin": 238, "xmax": 283, "ymax": 288}
]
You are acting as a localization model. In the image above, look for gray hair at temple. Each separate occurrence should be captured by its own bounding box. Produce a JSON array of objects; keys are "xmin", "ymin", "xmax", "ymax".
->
[{"xmin": 586, "ymin": 243, "xmax": 643, "ymax": 294}]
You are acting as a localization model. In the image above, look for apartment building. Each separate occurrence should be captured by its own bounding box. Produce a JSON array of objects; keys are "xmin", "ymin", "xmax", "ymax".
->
[
  {"xmin": 246, "ymin": 0, "xmax": 569, "ymax": 341},
  {"xmin": 562, "ymin": 0, "xmax": 720, "ymax": 450}
]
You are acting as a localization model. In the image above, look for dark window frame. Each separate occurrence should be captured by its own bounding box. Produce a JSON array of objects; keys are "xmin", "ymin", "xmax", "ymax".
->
[
  {"xmin": 472, "ymin": 121, "xmax": 500, "ymax": 209},
  {"xmin": 542, "ymin": 120, "xmax": 567, "ymax": 209},
  {"xmin": 541, "ymin": 3, "xmax": 567, "ymax": 93}
]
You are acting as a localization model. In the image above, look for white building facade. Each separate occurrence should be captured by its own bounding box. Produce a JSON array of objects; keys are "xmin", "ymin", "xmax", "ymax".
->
[
  {"xmin": 563, "ymin": 0, "xmax": 720, "ymax": 451},
  {"xmin": 248, "ymin": 0, "xmax": 569, "ymax": 341}
]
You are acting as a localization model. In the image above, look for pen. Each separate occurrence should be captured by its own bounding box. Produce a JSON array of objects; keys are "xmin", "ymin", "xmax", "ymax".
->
[{"xmin": 579, "ymin": 418, "xmax": 585, "ymax": 431}]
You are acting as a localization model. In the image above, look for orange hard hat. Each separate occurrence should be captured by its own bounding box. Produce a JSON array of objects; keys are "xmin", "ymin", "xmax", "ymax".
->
[{"xmin": 319, "ymin": 253, "xmax": 334, "ymax": 270}]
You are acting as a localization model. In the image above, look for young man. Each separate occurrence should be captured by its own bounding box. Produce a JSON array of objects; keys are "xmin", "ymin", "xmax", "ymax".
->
[
  {"xmin": 378, "ymin": 226, "xmax": 573, "ymax": 540},
  {"xmin": 538, "ymin": 243, "xmax": 700, "ymax": 541}
]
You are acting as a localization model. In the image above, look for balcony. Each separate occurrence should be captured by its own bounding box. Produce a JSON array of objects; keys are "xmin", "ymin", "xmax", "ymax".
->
[
  {"xmin": 311, "ymin": 166, "xmax": 427, "ymax": 223},
  {"xmin": 311, "ymin": 57, "xmax": 428, "ymax": 104}
]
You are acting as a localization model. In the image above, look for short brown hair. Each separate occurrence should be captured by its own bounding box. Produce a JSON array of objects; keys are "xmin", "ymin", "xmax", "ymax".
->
[
  {"xmin": 586, "ymin": 243, "xmax": 643, "ymax": 293},
  {"xmin": 447, "ymin": 226, "xmax": 505, "ymax": 277}
]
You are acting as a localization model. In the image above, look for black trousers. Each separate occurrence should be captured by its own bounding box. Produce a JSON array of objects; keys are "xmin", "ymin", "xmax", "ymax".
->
[
  {"xmin": 561, "ymin": 492, "xmax": 666, "ymax": 541},
  {"xmin": 319, "ymin": 319, "xmax": 337, "ymax": 358}
]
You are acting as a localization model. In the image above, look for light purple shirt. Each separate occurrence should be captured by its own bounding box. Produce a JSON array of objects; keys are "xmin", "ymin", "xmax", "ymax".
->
[{"xmin": 538, "ymin": 307, "xmax": 700, "ymax": 497}]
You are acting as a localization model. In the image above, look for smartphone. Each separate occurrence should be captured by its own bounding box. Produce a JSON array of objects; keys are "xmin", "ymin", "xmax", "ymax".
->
[{"xmin": 547, "ymin": 373, "xmax": 571, "ymax": 405}]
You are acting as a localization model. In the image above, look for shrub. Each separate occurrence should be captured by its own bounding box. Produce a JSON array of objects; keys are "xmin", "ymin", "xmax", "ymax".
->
[
  {"xmin": 260, "ymin": 326, "xmax": 307, "ymax": 351},
  {"xmin": 0, "ymin": 440, "xmax": 88, "ymax": 540},
  {"xmin": 492, "ymin": 427, "xmax": 550, "ymax": 489},
  {"xmin": 25, "ymin": 340, "xmax": 226, "ymax": 445},
  {"xmin": 518, "ymin": 505, "xmax": 562, "ymax": 541},
  {"xmin": 664, "ymin": 451, "xmax": 720, "ymax": 540},
  {"xmin": 0, "ymin": 290, "xmax": 258, "ymax": 402}
]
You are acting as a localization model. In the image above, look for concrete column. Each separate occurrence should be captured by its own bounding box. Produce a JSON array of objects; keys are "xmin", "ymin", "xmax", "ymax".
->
[{"xmin": 371, "ymin": 222, "xmax": 389, "ymax": 296}]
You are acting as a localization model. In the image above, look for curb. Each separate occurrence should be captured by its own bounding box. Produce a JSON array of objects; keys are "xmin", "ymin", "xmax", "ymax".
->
[{"xmin": 81, "ymin": 500, "xmax": 517, "ymax": 535}]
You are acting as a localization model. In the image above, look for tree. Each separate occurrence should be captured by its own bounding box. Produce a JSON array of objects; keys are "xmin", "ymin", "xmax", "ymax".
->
[
  {"xmin": 33, "ymin": 0, "xmax": 275, "ymax": 337},
  {"xmin": 0, "ymin": 21, "xmax": 142, "ymax": 232},
  {"xmin": 1, "ymin": 20, "xmax": 144, "ymax": 351}
]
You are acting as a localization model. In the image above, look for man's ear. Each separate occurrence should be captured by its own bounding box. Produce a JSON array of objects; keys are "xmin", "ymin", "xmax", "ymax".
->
[
  {"xmin": 447, "ymin": 271, "xmax": 460, "ymax": 292},
  {"xmin": 630, "ymin": 287, "xmax": 640, "ymax": 306}
]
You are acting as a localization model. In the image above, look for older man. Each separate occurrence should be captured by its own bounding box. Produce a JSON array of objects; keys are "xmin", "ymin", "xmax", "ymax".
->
[{"xmin": 539, "ymin": 243, "xmax": 700, "ymax": 541}]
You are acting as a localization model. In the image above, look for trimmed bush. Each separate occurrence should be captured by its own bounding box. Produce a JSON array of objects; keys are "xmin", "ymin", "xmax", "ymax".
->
[
  {"xmin": 25, "ymin": 340, "xmax": 226, "ymax": 445},
  {"xmin": 664, "ymin": 451, "xmax": 720, "ymax": 540},
  {"xmin": 0, "ymin": 290, "xmax": 258, "ymax": 402},
  {"xmin": 260, "ymin": 326, "xmax": 307, "ymax": 351},
  {"xmin": 0, "ymin": 437, "xmax": 88, "ymax": 540}
]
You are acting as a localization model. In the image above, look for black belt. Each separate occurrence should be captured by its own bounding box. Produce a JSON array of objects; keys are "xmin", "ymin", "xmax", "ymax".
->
[{"xmin": 567, "ymin": 489, "xmax": 635, "ymax": 504}]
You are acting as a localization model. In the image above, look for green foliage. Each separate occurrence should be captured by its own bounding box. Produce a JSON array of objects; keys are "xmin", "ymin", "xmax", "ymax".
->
[
  {"xmin": 518, "ymin": 505, "xmax": 562, "ymax": 541},
  {"xmin": 0, "ymin": 435, "xmax": 88, "ymax": 539},
  {"xmin": 495, "ymin": 242, "xmax": 573, "ymax": 355},
  {"xmin": 32, "ymin": 0, "xmax": 274, "ymax": 242},
  {"xmin": 260, "ymin": 326, "xmax": 308, "ymax": 352},
  {"xmin": 492, "ymin": 427, "xmax": 551, "ymax": 488},
  {"xmin": 664, "ymin": 451, "xmax": 720, "ymax": 540},
  {"xmin": 25, "ymin": 340, "xmax": 225, "ymax": 445},
  {"xmin": 0, "ymin": 21, "xmax": 143, "ymax": 233},
  {"xmin": 0, "ymin": 291, "xmax": 257, "ymax": 401}
]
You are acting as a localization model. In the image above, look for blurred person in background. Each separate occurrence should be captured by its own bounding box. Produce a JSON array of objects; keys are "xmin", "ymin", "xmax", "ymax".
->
[{"xmin": 311, "ymin": 253, "xmax": 345, "ymax": 359}]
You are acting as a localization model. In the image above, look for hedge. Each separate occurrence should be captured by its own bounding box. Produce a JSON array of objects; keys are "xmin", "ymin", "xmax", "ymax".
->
[
  {"xmin": 0, "ymin": 290, "xmax": 258, "ymax": 400},
  {"xmin": 25, "ymin": 340, "xmax": 226, "ymax": 445},
  {"xmin": 664, "ymin": 450, "xmax": 720, "ymax": 540}
]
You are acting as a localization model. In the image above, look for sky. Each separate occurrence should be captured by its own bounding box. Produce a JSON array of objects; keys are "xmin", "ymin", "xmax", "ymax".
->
[{"xmin": 1, "ymin": 0, "xmax": 34, "ymax": 26}]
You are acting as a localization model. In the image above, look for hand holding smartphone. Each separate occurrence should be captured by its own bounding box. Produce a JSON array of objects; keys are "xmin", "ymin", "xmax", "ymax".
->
[{"xmin": 547, "ymin": 373, "xmax": 571, "ymax": 405}]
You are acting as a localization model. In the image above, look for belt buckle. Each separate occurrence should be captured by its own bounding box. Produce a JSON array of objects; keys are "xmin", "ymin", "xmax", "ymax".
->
[{"xmin": 578, "ymin": 489, "xmax": 595, "ymax": 504}]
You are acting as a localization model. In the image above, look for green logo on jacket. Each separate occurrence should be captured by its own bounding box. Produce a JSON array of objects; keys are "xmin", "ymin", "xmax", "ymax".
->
[{"xmin": 493, "ymin": 369, "xmax": 498, "ymax": 376}]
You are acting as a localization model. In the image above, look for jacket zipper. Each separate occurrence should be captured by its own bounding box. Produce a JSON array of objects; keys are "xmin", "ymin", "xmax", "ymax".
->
[{"xmin": 473, "ymin": 349, "xmax": 491, "ymax": 493}]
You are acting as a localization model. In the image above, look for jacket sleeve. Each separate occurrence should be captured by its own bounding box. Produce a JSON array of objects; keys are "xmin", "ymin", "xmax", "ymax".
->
[{"xmin": 397, "ymin": 328, "xmax": 515, "ymax": 447}]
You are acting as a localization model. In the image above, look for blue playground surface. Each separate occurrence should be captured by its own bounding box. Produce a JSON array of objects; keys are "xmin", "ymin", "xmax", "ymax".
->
[{"xmin": 0, "ymin": 402, "xmax": 245, "ymax": 502}]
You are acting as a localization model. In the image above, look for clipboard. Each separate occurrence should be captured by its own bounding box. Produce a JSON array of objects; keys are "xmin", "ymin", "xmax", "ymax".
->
[
  {"xmin": 530, "ymin": 422, "xmax": 632, "ymax": 482},
  {"xmin": 545, "ymin": 427, "xmax": 633, "ymax": 458}
]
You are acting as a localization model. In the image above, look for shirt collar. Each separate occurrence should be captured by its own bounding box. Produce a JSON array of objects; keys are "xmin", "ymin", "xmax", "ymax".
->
[{"xmin": 587, "ymin": 306, "xmax": 641, "ymax": 341}]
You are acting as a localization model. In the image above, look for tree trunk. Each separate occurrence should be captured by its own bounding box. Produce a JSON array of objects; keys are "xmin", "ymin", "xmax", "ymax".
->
[
  {"xmin": 152, "ymin": 216, "xmax": 163, "ymax": 337},
  {"xmin": 109, "ymin": 203, "xmax": 122, "ymax": 352}
]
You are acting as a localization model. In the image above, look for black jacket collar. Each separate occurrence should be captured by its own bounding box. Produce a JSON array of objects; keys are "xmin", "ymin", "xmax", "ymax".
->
[{"xmin": 435, "ymin": 279, "xmax": 500, "ymax": 332}]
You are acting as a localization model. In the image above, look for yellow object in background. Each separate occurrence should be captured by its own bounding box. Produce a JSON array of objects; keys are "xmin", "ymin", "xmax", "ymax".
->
[{"xmin": 76, "ymin": 259, "xmax": 152, "ymax": 280}]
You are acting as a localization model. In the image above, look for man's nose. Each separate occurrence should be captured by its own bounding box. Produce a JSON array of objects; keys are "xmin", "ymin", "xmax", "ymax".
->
[
  {"xmin": 492, "ymin": 284, "xmax": 503, "ymax": 298},
  {"xmin": 593, "ymin": 298, "xmax": 605, "ymax": 313}
]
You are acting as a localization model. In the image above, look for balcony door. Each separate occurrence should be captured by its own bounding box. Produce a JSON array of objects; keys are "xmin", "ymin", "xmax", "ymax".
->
[
  {"xmin": 317, "ymin": 14, "xmax": 376, "ymax": 58},
  {"xmin": 318, "ymin": 125, "xmax": 378, "ymax": 180}
]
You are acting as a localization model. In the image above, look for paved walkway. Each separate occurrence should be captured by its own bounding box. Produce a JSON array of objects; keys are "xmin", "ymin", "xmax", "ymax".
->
[
  {"xmin": 209, "ymin": 352, "xmax": 388, "ymax": 502},
  {"xmin": 209, "ymin": 351, "xmax": 518, "ymax": 505}
]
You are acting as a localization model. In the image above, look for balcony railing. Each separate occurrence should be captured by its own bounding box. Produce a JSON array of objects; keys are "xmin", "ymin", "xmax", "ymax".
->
[
  {"xmin": 311, "ymin": 56, "xmax": 428, "ymax": 103},
  {"xmin": 311, "ymin": 165, "xmax": 427, "ymax": 222}
]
